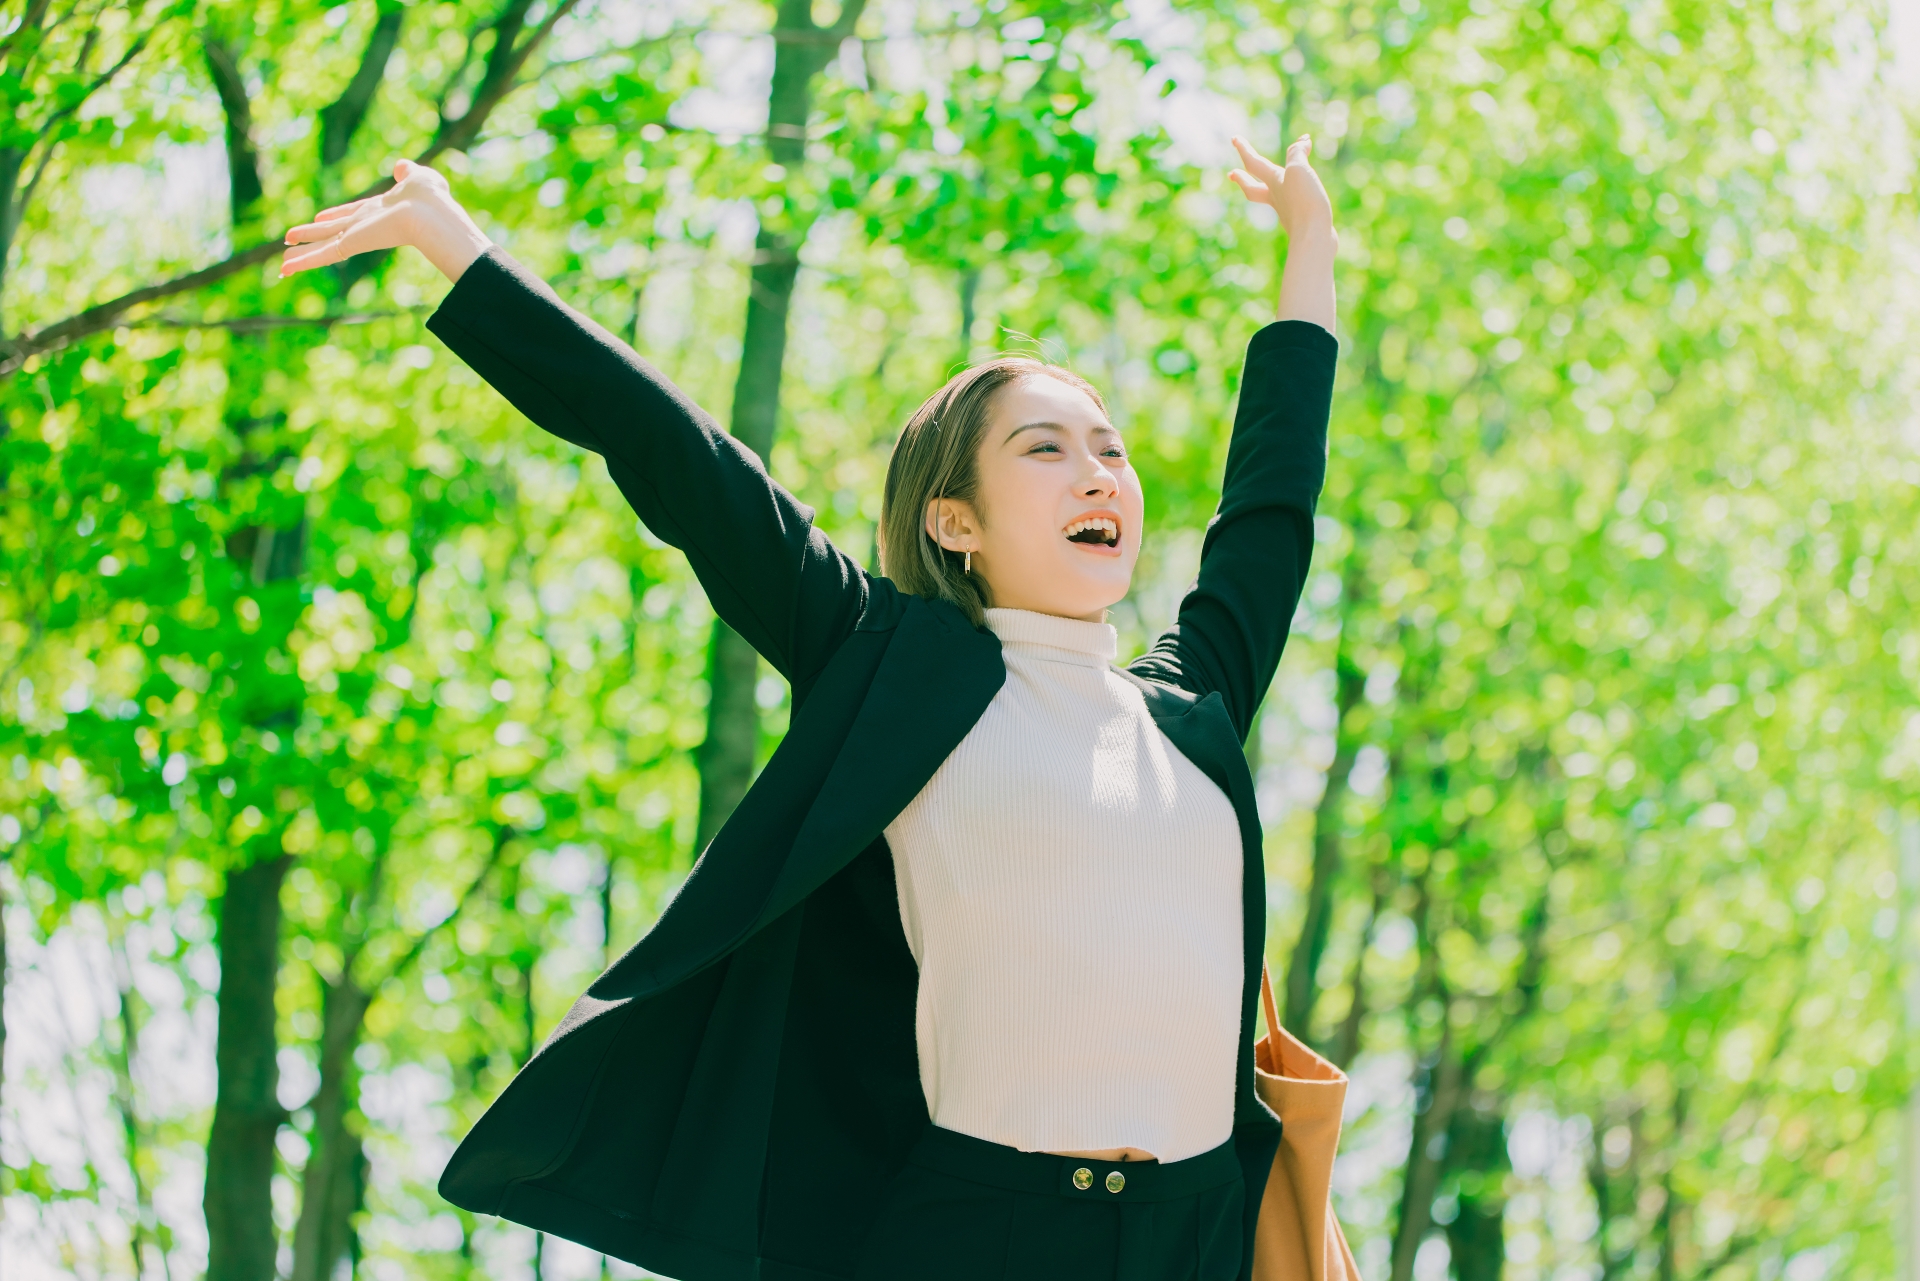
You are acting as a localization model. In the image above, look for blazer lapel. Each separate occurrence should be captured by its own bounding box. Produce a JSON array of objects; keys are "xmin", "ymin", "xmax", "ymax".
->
[
  {"xmin": 590, "ymin": 596, "xmax": 1002, "ymax": 1003},
  {"xmin": 1121, "ymin": 672, "xmax": 1247, "ymax": 797},
  {"xmin": 760, "ymin": 597, "xmax": 1004, "ymax": 923}
]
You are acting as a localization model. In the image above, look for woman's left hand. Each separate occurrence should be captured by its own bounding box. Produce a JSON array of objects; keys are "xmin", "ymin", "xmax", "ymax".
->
[
  {"xmin": 1229, "ymin": 135, "xmax": 1336, "ymax": 244},
  {"xmin": 1229, "ymin": 135, "xmax": 1337, "ymax": 333}
]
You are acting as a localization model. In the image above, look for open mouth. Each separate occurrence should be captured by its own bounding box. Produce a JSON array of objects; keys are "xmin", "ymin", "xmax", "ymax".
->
[{"xmin": 1063, "ymin": 514, "xmax": 1121, "ymax": 548}]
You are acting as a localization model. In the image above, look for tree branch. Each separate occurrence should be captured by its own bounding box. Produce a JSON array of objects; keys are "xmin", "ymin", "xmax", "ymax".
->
[
  {"xmin": 1, "ymin": 4, "xmax": 166, "ymax": 336},
  {"xmin": 0, "ymin": 0, "xmax": 580, "ymax": 376},
  {"xmin": 319, "ymin": 0, "xmax": 405, "ymax": 169},
  {"xmin": 368, "ymin": 824, "xmax": 514, "ymax": 991},
  {"xmin": 0, "ymin": 0, "xmax": 57, "ymax": 63},
  {"xmin": 430, "ymin": 0, "xmax": 582, "ymax": 156},
  {"xmin": 125, "ymin": 310, "xmax": 418, "ymax": 332},
  {"xmin": 27, "ymin": 7, "xmax": 157, "ymax": 148},
  {"xmin": 2, "ymin": 237, "xmax": 286, "ymax": 369},
  {"xmin": 540, "ymin": 26, "xmax": 696, "ymax": 70},
  {"xmin": 10, "ymin": 131, "xmax": 59, "ymax": 235},
  {"xmin": 1691, "ymin": 1231, "xmax": 1761, "ymax": 1281},
  {"xmin": 203, "ymin": 31, "xmax": 264, "ymax": 223}
]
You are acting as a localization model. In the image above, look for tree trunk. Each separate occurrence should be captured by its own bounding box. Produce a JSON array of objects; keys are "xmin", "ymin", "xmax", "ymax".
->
[
  {"xmin": 220, "ymin": 16, "xmax": 408, "ymax": 1272},
  {"xmin": 600, "ymin": 848, "xmax": 618, "ymax": 967},
  {"xmin": 1387, "ymin": 1042, "xmax": 1462, "ymax": 1281},
  {"xmin": 1389, "ymin": 872, "xmax": 1461, "ymax": 1281},
  {"xmin": 201, "ymin": 36, "xmax": 294, "ymax": 1277},
  {"xmin": 1657, "ymin": 1089, "xmax": 1688, "ymax": 1281},
  {"xmin": 519, "ymin": 941, "xmax": 539, "ymax": 1065},
  {"xmin": 695, "ymin": 621, "xmax": 762, "ymax": 852},
  {"xmin": 110, "ymin": 930, "xmax": 169, "ymax": 1280},
  {"xmin": 694, "ymin": 227, "xmax": 798, "ymax": 849},
  {"xmin": 0, "ymin": 146, "xmax": 23, "ymax": 339},
  {"xmin": 1444, "ymin": 1098, "xmax": 1510, "ymax": 1281},
  {"xmin": 1587, "ymin": 1113, "xmax": 1622, "ymax": 1281},
  {"xmin": 959, "ymin": 267, "xmax": 981, "ymax": 357},
  {"xmin": 693, "ymin": 0, "xmax": 867, "ymax": 848},
  {"xmin": 1330, "ymin": 879, "xmax": 1384, "ymax": 1069},
  {"xmin": 288, "ymin": 977, "xmax": 371, "ymax": 1281},
  {"xmin": 204, "ymin": 855, "xmax": 291, "ymax": 1281},
  {"xmin": 1284, "ymin": 649, "xmax": 1365, "ymax": 1034},
  {"xmin": 284, "ymin": 831, "xmax": 501, "ymax": 1281}
]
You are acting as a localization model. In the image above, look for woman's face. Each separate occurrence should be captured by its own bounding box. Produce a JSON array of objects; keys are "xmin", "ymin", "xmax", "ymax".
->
[{"xmin": 925, "ymin": 375, "xmax": 1144, "ymax": 623}]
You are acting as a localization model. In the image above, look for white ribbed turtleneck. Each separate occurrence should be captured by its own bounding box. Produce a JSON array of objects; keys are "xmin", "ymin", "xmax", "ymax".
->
[{"xmin": 882, "ymin": 607, "xmax": 1244, "ymax": 1163}]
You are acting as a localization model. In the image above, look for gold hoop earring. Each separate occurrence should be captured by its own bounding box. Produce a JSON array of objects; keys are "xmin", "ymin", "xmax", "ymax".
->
[{"xmin": 964, "ymin": 550, "xmax": 972, "ymax": 573}]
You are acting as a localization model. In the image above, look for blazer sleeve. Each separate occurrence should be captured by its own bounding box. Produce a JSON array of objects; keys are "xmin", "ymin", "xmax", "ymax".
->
[
  {"xmin": 425, "ymin": 248, "xmax": 868, "ymax": 686},
  {"xmin": 1127, "ymin": 320, "xmax": 1338, "ymax": 740}
]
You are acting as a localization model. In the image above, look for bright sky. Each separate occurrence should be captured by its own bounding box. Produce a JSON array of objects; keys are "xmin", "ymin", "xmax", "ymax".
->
[{"xmin": 1896, "ymin": 0, "xmax": 1920, "ymax": 86}]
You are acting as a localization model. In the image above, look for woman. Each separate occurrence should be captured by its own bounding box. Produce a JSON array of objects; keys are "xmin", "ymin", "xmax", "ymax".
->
[{"xmin": 283, "ymin": 133, "xmax": 1338, "ymax": 1281}]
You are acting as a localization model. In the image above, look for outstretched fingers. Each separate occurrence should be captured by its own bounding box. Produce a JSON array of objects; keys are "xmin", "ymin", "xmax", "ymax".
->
[
  {"xmin": 283, "ymin": 191, "xmax": 383, "ymax": 254},
  {"xmin": 280, "ymin": 231, "xmax": 350, "ymax": 277},
  {"xmin": 1229, "ymin": 133, "xmax": 1322, "ymax": 208},
  {"xmin": 1228, "ymin": 169, "xmax": 1270, "ymax": 201},
  {"xmin": 284, "ymin": 215, "xmax": 351, "ymax": 245},
  {"xmin": 276, "ymin": 160, "xmax": 464, "ymax": 282},
  {"xmin": 279, "ymin": 203, "xmax": 391, "ymax": 277},
  {"xmin": 1232, "ymin": 136, "xmax": 1286, "ymax": 182},
  {"xmin": 311, "ymin": 194, "xmax": 378, "ymax": 224},
  {"xmin": 1230, "ymin": 135, "xmax": 1290, "ymax": 203}
]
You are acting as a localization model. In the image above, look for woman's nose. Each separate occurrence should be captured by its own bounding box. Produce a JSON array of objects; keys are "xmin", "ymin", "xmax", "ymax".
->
[{"xmin": 1077, "ymin": 458, "xmax": 1118, "ymax": 497}]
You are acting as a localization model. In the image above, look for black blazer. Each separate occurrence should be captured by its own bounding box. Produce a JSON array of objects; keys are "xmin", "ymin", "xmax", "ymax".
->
[{"xmin": 426, "ymin": 249, "xmax": 1338, "ymax": 1281}]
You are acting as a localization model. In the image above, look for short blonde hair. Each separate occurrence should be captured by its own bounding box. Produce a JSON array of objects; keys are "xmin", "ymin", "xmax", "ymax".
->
[{"xmin": 878, "ymin": 358, "xmax": 1107, "ymax": 626}]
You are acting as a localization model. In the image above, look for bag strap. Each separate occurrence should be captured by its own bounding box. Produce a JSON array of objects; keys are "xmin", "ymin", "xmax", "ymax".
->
[{"xmin": 1259, "ymin": 959, "xmax": 1282, "ymax": 1050}]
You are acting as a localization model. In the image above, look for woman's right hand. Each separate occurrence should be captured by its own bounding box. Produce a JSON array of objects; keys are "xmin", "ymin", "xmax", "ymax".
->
[{"xmin": 281, "ymin": 159, "xmax": 493, "ymax": 284}]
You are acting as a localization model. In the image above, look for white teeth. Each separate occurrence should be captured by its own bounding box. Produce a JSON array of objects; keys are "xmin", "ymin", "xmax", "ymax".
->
[{"xmin": 1065, "ymin": 517, "xmax": 1119, "ymax": 540}]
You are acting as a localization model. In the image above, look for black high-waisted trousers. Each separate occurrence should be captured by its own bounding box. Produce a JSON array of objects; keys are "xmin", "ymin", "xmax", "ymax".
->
[{"xmin": 854, "ymin": 1125, "xmax": 1246, "ymax": 1281}]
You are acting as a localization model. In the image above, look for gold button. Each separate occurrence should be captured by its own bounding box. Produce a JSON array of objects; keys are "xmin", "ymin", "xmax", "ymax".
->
[
  {"xmin": 1105, "ymin": 1170, "xmax": 1126, "ymax": 1194},
  {"xmin": 1072, "ymin": 1167, "xmax": 1094, "ymax": 1191}
]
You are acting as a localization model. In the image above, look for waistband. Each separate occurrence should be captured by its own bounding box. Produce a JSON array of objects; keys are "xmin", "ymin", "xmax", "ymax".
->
[{"xmin": 906, "ymin": 1126, "xmax": 1241, "ymax": 1203}]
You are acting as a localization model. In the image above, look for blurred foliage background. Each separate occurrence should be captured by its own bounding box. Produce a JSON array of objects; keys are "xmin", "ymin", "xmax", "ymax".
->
[{"xmin": 3, "ymin": 0, "xmax": 1919, "ymax": 1278}]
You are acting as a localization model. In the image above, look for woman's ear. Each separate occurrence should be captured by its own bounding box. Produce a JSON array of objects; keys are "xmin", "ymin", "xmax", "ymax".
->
[{"xmin": 924, "ymin": 497, "xmax": 981, "ymax": 553}]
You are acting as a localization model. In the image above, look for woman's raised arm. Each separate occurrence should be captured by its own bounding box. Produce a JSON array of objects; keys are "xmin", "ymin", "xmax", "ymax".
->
[
  {"xmin": 281, "ymin": 163, "xmax": 869, "ymax": 688},
  {"xmin": 1128, "ymin": 136, "xmax": 1339, "ymax": 738}
]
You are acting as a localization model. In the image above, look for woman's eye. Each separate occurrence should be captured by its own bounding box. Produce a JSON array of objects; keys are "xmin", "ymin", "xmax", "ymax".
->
[{"xmin": 1028, "ymin": 441, "xmax": 1062, "ymax": 454}]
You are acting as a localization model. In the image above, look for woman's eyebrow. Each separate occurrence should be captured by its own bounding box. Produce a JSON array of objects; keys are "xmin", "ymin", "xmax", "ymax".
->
[
  {"xmin": 1002, "ymin": 420, "xmax": 1120, "ymax": 444},
  {"xmin": 1003, "ymin": 420, "xmax": 1066, "ymax": 443}
]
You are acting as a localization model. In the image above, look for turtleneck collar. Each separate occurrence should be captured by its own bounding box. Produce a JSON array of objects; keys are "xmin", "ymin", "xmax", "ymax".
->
[{"xmin": 983, "ymin": 607, "xmax": 1118, "ymax": 669}]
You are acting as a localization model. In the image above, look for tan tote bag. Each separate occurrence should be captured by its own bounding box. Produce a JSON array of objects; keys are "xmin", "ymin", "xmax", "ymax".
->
[{"xmin": 1252, "ymin": 962, "xmax": 1364, "ymax": 1281}]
